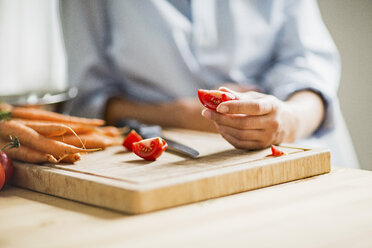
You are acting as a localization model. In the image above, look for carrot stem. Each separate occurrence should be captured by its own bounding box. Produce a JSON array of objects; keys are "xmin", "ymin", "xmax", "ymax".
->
[
  {"xmin": 0, "ymin": 136, "xmax": 20, "ymax": 152},
  {"xmin": 0, "ymin": 110, "xmax": 11, "ymax": 121}
]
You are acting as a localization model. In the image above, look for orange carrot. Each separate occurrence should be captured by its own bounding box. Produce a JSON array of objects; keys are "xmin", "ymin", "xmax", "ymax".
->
[
  {"xmin": 63, "ymin": 123, "xmax": 97, "ymax": 135},
  {"xmin": 10, "ymin": 106, "xmax": 105, "ymax": 126},
  {"xmin": 0, "ymin": 120, "xmax": 99, "ymax": 158},
  {"xmin": 0, "ymin": 138, "xmax": 57, "ymax": 164},
  {"xmin": 12, "ymin": 118, "xmax": 122, "ymax": 137},
  {"xmin": 96, "ymin": 126, "xmax": 123, "ymax": 137},
  {"xmin": 58, "ymin": 153, "xmax": 82, "ymax": 163},
  {"xmin": 13, "ymin": 119, "xmax": 97, "ymax": 135},
  {"xmin": 0, "ymin": 103, "xmax": 13, "ymax": 112},
  {"xmin": 53, "ymin": 133, "xmax": 121, "ymax": 149},
  {"xmin": 14, "ymin": 119, "xmax": 72, "ymax": 137}
]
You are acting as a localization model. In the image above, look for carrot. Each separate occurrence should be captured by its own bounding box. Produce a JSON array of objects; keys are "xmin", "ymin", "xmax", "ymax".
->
[
  {"xmin": 12, "ymin": 118, "xmax": 122, "ymax": 138},
  {"xmin": 12, "ymin": 119, "xmax": 86, "ymax": 148},
  {"xmin": 63, "ymin": 123, "xmax": 97, "ymax": 135},
  {"xmin": 52, "ymin": 133, "xmax": 121, "ymax": 149},
  {"xmin": 58, "ymin": 153, "xmax": 82, "ymax": 163},
  {"xmin": 14, "ymin": 119, "xmax": 72, "ymax": 137},
  {"xmin": 0, "ymin": 120, "xmax": 99, "ymax": 158},
  {"xmin": 0, "ymin": 138, "xmax": 58, "ymax": 164},
  {"xmin": 10, "ymin": 106, "xmax": 105, "ymax": 126},
  {"xmin": 12, "ymin": 119, "xmax": 97, "ymax": 135},
  {"xmin": 63, "ymin": 125, "xmax": 123, "ymax": 137},
  {"xmin": 96, "ymin": 126, "xmax": 123, "ymax": 137},
  {"xmin": 0, "ymin": 103, "xmax": 13, "ymax": 112}
]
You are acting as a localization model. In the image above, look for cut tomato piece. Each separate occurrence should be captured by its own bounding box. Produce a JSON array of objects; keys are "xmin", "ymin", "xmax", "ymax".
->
[
  {"xmin": 132, "ymin": 137, "xmax": 168, "ymax": 161},
  {"xmin": 123, "ymin": 130, "xmax": 143, "ymax": 151},
  {"xmin": 198, "ymin": 89, "xmax": 236, "ymax": 111},
  {"xmin": 271, "ymin": 145, "xmax": 286, "ymax": 157}
]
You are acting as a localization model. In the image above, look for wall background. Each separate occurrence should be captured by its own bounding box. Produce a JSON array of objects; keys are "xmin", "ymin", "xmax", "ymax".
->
[
  {"xmin": 318, "ymin": 0, "xmax": 372, "ymax": 170},
  {"xmin": 0, "ymin": 0, "xmax": 65, "ymax": 95}
]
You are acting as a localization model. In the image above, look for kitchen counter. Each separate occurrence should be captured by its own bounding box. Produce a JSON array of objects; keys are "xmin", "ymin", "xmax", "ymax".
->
[{"xmin": 1, "ymin": 167, "xmax": 372, "ymax": 247}]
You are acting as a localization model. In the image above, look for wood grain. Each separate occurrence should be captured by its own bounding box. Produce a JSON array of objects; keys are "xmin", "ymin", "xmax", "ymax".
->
[
  {"xmin": 10, "ymin": 129, "xmax": 330, "ymax": 214},
  {"xmin": 1, "ymin": 168, "xmax": 372, "ymax": 248}
]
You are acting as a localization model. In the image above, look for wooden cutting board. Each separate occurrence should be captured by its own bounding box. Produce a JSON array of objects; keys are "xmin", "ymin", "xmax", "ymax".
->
[{"xmin": 11, "ymin": 129, "xmax": 330, "ymax": 214}]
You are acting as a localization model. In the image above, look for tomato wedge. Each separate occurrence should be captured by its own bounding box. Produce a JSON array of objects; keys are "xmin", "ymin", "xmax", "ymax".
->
[
  {"xmin": 132, "ymin": 137, "xmax": 168, "ymax": 161},
  {"xmin": 123, "ymin": 130, "xmax": 143, "ymax": 151},
  {"xmin": 0, "ymin": 163, "xmax": 5, "ymax": 190},
  {"xmin": 198, "ymin": 89, "xmax": 236, "ymax": 111},
  {"xmin": 271, "ymin": 145, "xmax": 286, "ymax": 157}
]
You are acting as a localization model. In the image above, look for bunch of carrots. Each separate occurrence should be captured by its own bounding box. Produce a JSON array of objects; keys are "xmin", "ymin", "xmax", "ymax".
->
[{"xmin": 0, "ymin": 103, "xmax": 122, "ymax": 164}]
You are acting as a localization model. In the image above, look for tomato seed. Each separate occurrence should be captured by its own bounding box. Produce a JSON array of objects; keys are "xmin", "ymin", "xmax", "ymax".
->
[{"xmin": 211, "ymin": 97, "xmax": 221, "ymax": 105}]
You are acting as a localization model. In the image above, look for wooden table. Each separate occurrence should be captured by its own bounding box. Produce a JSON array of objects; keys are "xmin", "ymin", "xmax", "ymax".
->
[{"xmin": 1, "ymin": 167, "xmax": 371, "ymax": 248}]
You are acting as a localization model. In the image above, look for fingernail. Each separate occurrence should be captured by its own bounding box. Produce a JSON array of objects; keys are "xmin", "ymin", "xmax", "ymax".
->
[
  {"xmin": 217, "ymin": 105, "xmax": 228, "ymax": 113},
  {"xmin": 201, "ymin": 109, "xmax": 210, "ymax": 118}
]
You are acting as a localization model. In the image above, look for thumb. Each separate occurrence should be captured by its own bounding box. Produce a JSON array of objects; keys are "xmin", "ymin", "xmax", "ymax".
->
[{"xmin": 218, "ymin": 86, "xmax": 242, "ymax": 99}]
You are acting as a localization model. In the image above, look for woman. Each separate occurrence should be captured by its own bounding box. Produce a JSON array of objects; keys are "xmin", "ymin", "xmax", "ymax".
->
[{"xmin": 59, "ymin": 0, "xmax": 359, "ymax": 168}]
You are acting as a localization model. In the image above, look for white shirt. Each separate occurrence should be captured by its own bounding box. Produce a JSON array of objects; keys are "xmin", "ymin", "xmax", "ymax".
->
[{"xmin": 59, "ymin": 0, "xmax": 359, "ymax": 168}]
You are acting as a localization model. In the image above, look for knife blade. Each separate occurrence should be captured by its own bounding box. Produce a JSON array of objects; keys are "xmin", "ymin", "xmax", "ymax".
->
[{"xmin": 116, "ymin": 119, "xmax": 199, "ymax": 158}]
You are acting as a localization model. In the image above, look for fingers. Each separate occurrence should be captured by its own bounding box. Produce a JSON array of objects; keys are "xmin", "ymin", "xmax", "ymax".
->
[
  {"xmin": 216, "ymin": 124, "xmax": 264, "ymax": 141},
  {"xmin": 202, "ymin": 109, "xmax": 275, "ymax": 130},
  {"xmin": 218, "ymin": 132, "xmax": 265, "ymax": 150},
  {"xmin": 218, "ymin": 87, "xmax": 242, "ymax": 100},
  {"xmin": 218, "ymin": 86, "xmax": 234, "ymax": 94},
  {"xmin": 218, "ymin": 85, "xmax": 262, "ymax": 93},
  {"xmin": 216, "ymin": 124, "xmax": 273, "ymax": 149},
  {"xmin": 217, "ymin": 97, "xmax": 276, "ymax": 115},
  {"xmin": 200, "ymin": 88, "xmax": 286, "ymax": 150},
  {"xmin": 217, "ymin": 87, "xmax": 277, "ymax": 115},
  {"xmin": 202, "ymin": 108, "xmax": 280, "ymax": 149}
]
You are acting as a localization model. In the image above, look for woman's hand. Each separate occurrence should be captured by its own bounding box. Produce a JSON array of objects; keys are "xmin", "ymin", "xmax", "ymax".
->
[{"xmin": 201, "ymin": 87, "xmax": 324, "ymax": 149}]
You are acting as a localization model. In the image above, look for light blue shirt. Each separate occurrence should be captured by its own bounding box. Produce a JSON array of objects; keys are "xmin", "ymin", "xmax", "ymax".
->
[{"xmin": 59, "ymin": 0, "xmax": 359, "ymax": 168}]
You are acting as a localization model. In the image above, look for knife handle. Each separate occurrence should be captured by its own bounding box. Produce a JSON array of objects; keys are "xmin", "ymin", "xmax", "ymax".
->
[{"xmin": 115, "ymin": 119, "xmax": 162, "ymax": 139}]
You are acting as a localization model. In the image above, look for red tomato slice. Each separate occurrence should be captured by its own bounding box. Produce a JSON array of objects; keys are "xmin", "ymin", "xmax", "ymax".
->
[
  {"xmin": 123, "ymin": 130, "xmax": 143, "ymax": 151},
  {"xmin": 271, "ymin": 145, "xmax": 286, "ymax": 157},
  {"xmin": 198, "ymin": 89, "xmax": 236, "ymax": 111},
  {"xmin": 0, "ymin": 151, "xmax": 13, "ymax": 184},
  {"xmin": 0, "ymin": 163, "xmax": 5, "ymax": 190},
  {"xmin": 132, "ymin": 137, "xmax": 168, "ymax": 161}
]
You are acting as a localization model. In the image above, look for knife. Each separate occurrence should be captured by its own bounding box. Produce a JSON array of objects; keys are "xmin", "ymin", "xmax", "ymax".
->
[{"xmin": 116, "ymin": 119, "xmax": 199, "ymax": 158}]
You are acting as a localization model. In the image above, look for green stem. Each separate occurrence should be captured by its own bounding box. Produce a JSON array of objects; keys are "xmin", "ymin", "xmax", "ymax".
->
[
  {"xmin": 0, "ymin": 136, "xmax": 20, "ymax": 152},
  {"xmin": 0, "ymin": 110, "xmax": 11, "ymax": 121}
]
